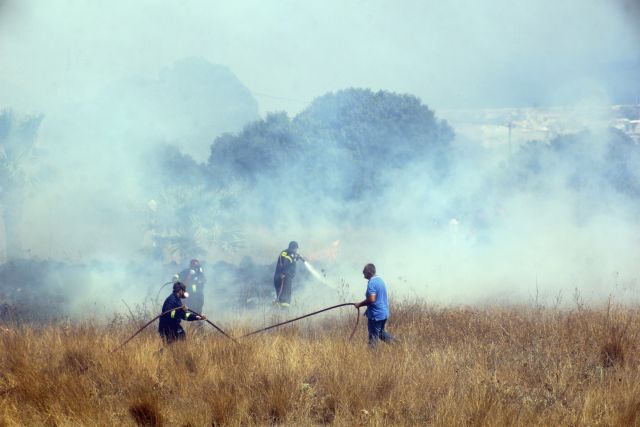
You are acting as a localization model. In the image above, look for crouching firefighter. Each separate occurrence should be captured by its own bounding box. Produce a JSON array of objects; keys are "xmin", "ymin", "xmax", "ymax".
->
[
  {"xmin": 273, "ymin": 241, "xmax": 305, "ymax": 307},
  {"xmin": 158, "ymin": 282, "xmax": 205, "ymax": 343}
]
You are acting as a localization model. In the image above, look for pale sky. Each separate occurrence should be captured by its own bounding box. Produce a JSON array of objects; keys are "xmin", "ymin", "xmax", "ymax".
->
[{"xmin": 1, "ymin": 0, "xmax": 639, "ymax": 116}]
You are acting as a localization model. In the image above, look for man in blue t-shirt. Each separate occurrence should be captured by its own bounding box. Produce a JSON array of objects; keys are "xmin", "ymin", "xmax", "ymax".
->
[{"xmin": 355, "ymin": 263, "xmax": 394, "ymax": 347}]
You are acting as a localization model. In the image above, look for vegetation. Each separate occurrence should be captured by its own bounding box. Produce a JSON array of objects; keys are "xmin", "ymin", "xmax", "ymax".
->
[
  {"xmin": 507, "ymin": 128, "xmax": 640, "ymax": 198},
  {"xmin": 206, "ymin": 89, "xmax": 454, "ymax": 203},
  {"xmin": 139, "ymin": 88, "xmax": 455, "ymax": 260},
  {"xmin": 1, "ymin": 300, "xmax": 639, "ymax": 425},
  {"xmin": 0, "ymin": 111, "xmax": 44, "ymax": 260}
]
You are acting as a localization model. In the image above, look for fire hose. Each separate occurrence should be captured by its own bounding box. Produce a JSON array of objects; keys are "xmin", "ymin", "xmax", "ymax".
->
[
  {"xmin": 112, "ymin": 307, "xmax": 175, "ymax": 352},
  {"xmin": 187, "ymin": 307, "xmax": 238, "ymax": 344},
  {"xmin": 113, "ymin": 303, "xmax": 360, "ymax": 350},
  {"xmin": 240, "ymin": 303, "xmax": 360, "ymax": 340},
  {"xmin": 155, "ymin": 281, "xmax": 176, "ymax": 302},
  {"xmin": 112, "ymin": 306, "xmax": 236, "ymax": 352}
]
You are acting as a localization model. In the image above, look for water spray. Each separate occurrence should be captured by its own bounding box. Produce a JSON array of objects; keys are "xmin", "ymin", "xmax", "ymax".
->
[{"xmin": 300, "ymin": 257, "xmax": 337, "ymax": 290}]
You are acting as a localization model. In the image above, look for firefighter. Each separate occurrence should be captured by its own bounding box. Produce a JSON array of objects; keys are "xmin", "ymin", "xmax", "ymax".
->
[
  {"xmin": 172, "ymin": 259, "xmax": 206, "ymax": 315},
  {"xmin": 273, "ymin": 241, "xmax": 305, "ymax": 307},
  {"xmin": 158, "ymin": 281, "xmax": 205, "ymax": 343}
]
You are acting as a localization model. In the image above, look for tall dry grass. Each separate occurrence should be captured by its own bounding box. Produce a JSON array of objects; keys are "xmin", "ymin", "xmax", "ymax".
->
[{"xmin": 1, "ymin": 300, "xmax": 640, "ymax": 426}]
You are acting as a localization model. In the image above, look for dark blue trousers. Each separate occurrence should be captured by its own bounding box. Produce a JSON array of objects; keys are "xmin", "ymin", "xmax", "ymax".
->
[{"xmin": 367, "ymin": 318, "xmax": 393, "ymax": 347}]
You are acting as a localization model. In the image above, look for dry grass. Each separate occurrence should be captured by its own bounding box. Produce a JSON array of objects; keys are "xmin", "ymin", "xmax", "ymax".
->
[{"xmin": 1, "ymin": 301, "xmax": 640, "ymax": 426}]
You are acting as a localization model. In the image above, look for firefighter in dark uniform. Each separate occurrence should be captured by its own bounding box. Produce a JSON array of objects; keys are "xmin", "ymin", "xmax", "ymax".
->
[
  {"xmin": 172, "ymin": 259, "xmax": 206, "ymax": 315},
  {"xmin": 158, "ymin": 281, "xmax": 205, "ymax": 343},
  {"xmin": 273, "ymin": 241, "xmax": 305, "ymax": 307}
]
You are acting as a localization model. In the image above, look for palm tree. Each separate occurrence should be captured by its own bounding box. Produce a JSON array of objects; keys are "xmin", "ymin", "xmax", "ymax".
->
[
  {"xmin": 142, "ymin": 184, "xmax": 244, "ymax": 263},
  {"xmin": 0, "ymin": 111, "xmax": 43, "ymax": 260}
]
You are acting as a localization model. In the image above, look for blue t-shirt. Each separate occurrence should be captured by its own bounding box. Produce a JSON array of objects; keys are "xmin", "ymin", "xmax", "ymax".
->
[{"xmin": 366, "ymin": 275, "xmax": 389, "ymax": 321}]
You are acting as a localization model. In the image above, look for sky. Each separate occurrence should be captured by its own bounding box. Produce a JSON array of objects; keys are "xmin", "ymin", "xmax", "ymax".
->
[{"xmin": 1, "ymin": 0, "xmax": 639, "ymax": 117}]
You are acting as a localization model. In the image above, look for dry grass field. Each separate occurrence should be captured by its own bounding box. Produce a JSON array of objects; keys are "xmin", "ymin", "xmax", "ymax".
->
[{"xmin": 1, "ymin": 300, "xmax": 640, "ymax": 426}]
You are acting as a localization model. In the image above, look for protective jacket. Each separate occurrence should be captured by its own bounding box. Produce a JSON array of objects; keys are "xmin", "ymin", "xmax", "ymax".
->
[
  {"xmin": 273, "ymin": 249, "xmax": 299, "ymax": 304},
  {"xmin": 274, "ymin": 250, "xmax": 298, "ymax": 278},
  {"xmin": 176, "ymin": 267, "xmax": 207, "ymax": 295},
  {"xmin": 158, "ymin": 292, "xmax": 198, "ymax": 342},
  {"xmin": 175, "ymin": 267, "xmax": 206, "ymax": 313}
]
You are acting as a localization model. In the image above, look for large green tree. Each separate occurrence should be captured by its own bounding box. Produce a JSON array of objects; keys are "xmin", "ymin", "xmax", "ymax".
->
[
  {"xmin": 206, "ymin": 89, "xmax": 454, "ymax": 214},
  {"xmin": 292, "ymin": 89, "xmax": 454, "ymax": 198}
]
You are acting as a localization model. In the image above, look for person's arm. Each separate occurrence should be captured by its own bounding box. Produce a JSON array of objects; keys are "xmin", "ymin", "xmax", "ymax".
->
[
  {"xmin": 168, "ymin": 301, "xmax": 204, "ymax": 321},
  {"xmin": 177, "ymin": 309, "xmax": 204, "ymax": 321},
  {"xmin": 356, "ymin": 279, "xmax": 378, "ymax": 308},
  {"xmin": 356, "ymin": 293, "xmax": 376, "ymax": 308},
  {"xmin": 184, "ymin": 311, "xmax": 204, "ymax": 321}
]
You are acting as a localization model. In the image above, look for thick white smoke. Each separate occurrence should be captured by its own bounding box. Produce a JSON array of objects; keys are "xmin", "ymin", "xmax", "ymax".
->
[{"xmin": 0, "ymin": 0, "xmax": 638, "ymax": 320}]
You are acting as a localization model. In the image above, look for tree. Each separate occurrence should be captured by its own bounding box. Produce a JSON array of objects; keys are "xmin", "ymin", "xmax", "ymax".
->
[
  {"xmin": 603, "ymin": 128, "xmax": 640, "ymax": 198},
  {"xmin": 140, "ymin": 144, "xmax": 244, "ymax": 263},
  {"xmin": 507, "ymin": 128, "xmax": 640, "ymax": 198},
  {"xmin": 0, "ymin": 111, "xmax": 44, "ymax": 260},
  {"xmin": 291, "ymin": 88, "xmax": 454, "ymax": 199},
  {"xmin": 205, "ymin": 88, "xmax": 454, "ymax": 223},
  {"xmin": 207, "ymin": 112, "xmax": 296, "ymax": 187},
  {"xmin": 294, "ymin": 89, "xmax": 452, "ymax": 159},
  {"xmin": 142, "ymin": 184, "xmax": 245, "ymax": 262}
]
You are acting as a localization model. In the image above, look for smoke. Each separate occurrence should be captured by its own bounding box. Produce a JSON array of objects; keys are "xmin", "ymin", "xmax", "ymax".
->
[
  {"xmin": 0, "ymin": 1, "xmax": 639, "ymax": 321},
  {"xmin": 209, "ymin": 101, "xmax": 640, "ymax": 308},
  {"xmin": 1, "ymin": 1, "xmax": 639, "ymax": 113}
]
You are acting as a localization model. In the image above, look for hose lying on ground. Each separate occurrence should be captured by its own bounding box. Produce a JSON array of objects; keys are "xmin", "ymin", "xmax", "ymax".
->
[
  {"xmin": 113, "ymin": 302, "xmax": 361, "ymax": 351},
  {"xmin": 239, "ymin": 303, "xmax": 361, "ymax": 340},
  {"xmin": 112, "ymin": 305, "xmax": 236, "ymax": 351}
]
